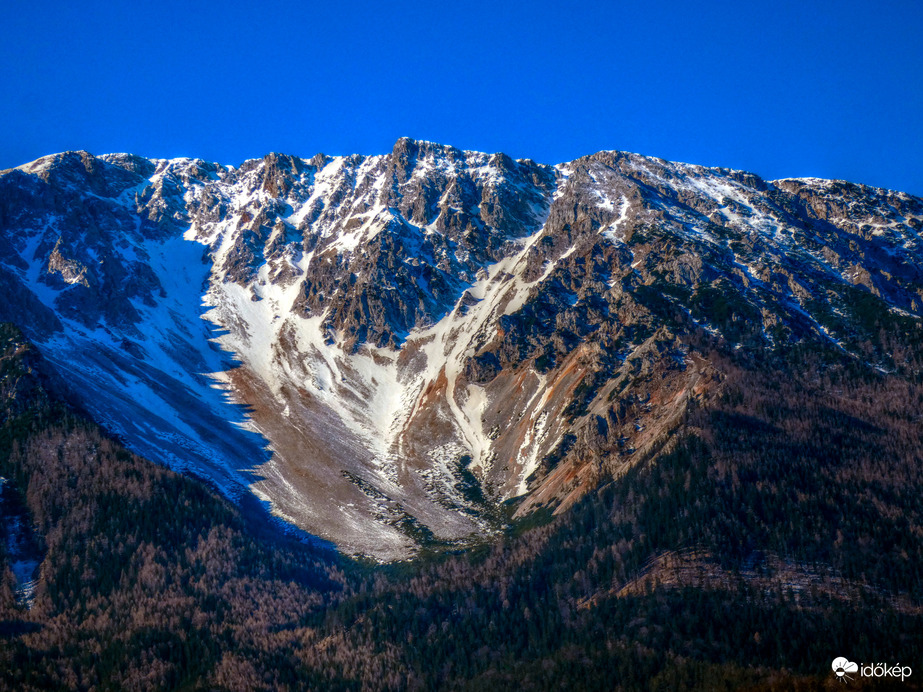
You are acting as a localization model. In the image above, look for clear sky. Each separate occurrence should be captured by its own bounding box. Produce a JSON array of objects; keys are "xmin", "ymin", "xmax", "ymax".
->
[{"xmin": 2, "ymin": 0, "xmax": 921, "ymax": 194}]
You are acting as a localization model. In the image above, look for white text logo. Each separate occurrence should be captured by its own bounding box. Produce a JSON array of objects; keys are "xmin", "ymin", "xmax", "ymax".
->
[{"xmin": 832, "ymin": 657, "xmax": 912, "ymax": 683}]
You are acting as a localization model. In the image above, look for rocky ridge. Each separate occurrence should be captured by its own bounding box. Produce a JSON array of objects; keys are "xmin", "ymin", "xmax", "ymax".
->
[{"xmin": 1, "ymin": 139, "xmax": 921, "ymax": 558}]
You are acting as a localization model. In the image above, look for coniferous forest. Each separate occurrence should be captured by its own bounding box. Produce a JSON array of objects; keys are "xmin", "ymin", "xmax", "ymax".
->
[{"xmin": 2, "ymin": 316, "xmax": 922, "ymax": 691}]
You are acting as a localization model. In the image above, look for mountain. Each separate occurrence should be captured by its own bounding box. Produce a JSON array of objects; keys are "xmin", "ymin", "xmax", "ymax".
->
[
  {"xmin": 1, "ymin": 139, "xmax": 922, "ymax": 560},
  {"xmin": 2, "ymin": 140, "xmax": 923, "ymax": 689}
]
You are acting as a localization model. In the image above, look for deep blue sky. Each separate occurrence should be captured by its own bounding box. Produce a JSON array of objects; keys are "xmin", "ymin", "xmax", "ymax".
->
[{"xmin": 2, "ymin": 0, "xmax": 921, "ymax": 194}]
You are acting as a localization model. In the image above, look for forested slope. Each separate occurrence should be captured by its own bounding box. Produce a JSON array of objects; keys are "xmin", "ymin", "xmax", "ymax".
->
[{"xmin": 2, "ymin": 321, "xmax": 923, "ymax": 690}]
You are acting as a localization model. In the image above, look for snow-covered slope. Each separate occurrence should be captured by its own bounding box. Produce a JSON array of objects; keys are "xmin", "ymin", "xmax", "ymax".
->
[{"xmin": 1, "ymin": 141, "xmax": 921, "ymax": 558}]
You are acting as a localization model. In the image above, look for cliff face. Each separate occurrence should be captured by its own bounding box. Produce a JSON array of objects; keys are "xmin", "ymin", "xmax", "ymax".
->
[{"xmin": 1, "ymin": 140, "xmax": 921, "ymax": 558}]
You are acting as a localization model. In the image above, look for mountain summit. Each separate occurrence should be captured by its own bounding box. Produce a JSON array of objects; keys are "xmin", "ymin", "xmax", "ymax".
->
[{"xmin": 1, "ymin": 140, "xmax": 921, "ymax": 558}]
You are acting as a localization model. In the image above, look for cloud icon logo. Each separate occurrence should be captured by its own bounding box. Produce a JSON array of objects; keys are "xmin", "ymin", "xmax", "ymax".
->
[{"xmin": 832, "ymin": 657, "xmax": 859, "ymax": 681}]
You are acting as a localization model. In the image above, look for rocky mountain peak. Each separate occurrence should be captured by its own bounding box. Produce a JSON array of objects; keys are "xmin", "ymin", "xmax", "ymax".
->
[{"xmin": 1, "ymin": 142, "xmax": 921, "ymax": 558}]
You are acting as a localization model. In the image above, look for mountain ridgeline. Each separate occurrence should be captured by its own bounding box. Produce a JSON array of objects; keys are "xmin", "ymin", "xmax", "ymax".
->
[{"xmin": 1, "ymin": 139, "xmax": 922, "ymax": 560}]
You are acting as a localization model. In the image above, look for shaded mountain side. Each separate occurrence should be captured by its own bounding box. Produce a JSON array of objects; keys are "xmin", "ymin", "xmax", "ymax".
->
[
  {"xmin": 1, "ymin": 323, "xmax": 922, "ymax": 690},
  {"xmin": 0, "ymin": 324, "xmax": 351, "ymax": 691}
]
